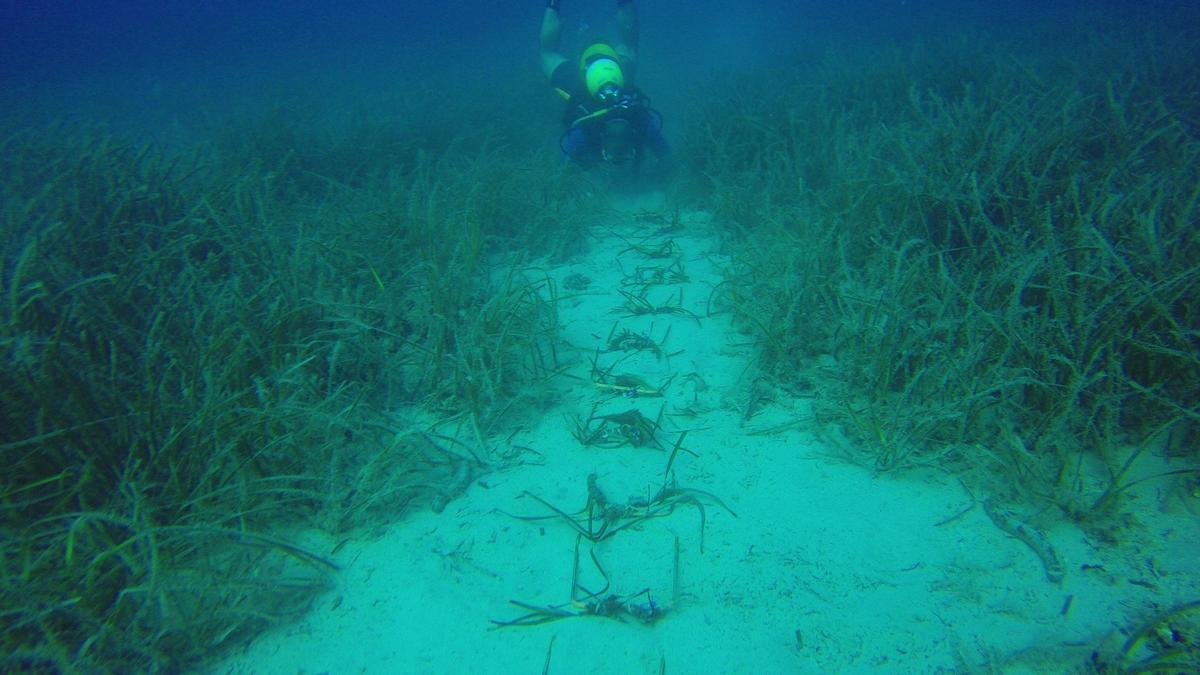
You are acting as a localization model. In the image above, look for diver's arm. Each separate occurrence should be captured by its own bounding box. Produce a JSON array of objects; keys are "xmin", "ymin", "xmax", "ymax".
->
[
  {"xmin": 616, "ymin": 0, "xmax": 639, "ymax": 61},
  {"xmin": 540, "ymin": 2, "xmax": 568, "ymax": 80}
]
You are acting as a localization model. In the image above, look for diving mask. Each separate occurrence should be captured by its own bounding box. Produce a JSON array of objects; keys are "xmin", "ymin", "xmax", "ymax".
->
[{"xmin": 597, "ymin": 84, "xmax": 623, "ymax": 105}]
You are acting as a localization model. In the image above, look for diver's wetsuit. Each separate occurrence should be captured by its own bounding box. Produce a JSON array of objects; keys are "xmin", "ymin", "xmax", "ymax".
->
[{"xmin": 550, "ymin": 60, "xmax": 670, "ymax": 168}]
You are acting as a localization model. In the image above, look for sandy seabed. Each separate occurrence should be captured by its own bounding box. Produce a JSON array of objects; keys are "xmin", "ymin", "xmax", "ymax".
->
[{"xmin": 213, "ymin": 204, "xmax": 1200, "ymax": 675}]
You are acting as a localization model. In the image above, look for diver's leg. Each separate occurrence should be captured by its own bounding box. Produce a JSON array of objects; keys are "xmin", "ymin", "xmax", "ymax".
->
[
  {"xmin": 643, "ymin": 114, "xmax": 670, "ymax": 159},
  {"xmin": 637, "ymin": 110, "xmax": 673, "ymax": 177},
  {"xmin": 615, "ymin": 0, "xmax": 639, "ymax": 69},
  {"xmin": 541, "ymin": 3, "xmax": 568, "ymax": 80}
]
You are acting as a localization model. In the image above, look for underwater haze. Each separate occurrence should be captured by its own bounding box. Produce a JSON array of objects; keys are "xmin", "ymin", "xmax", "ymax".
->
[
  {"xmin": 3, "ymin": 1, "xmax": 1200, "ymax": 674},
  {"xmin": 5, "ymin": 0, "xmax": 1191, "ymax": 140}
]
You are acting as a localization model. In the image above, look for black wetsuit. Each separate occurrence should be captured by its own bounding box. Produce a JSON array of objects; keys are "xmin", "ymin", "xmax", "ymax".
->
[{"xmin": 550, "ymin": 60, "xmax": 669, "ymax": 167}]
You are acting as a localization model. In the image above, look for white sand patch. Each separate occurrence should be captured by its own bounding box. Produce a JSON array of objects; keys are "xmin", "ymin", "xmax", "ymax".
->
[{"xmin": 212, "ymin": 206, "xmax": 1200, "ymax": 675}]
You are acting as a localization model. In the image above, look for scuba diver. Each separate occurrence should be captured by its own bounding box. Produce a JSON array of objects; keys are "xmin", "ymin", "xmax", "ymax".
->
[{"xmin": 540, "ymin": 0, "xmax": 671, "ymax": 175}]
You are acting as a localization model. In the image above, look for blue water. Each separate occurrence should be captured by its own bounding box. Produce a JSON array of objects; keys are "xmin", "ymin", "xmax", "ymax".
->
[{"xmin": 5, "ymin": 0, "xmax": 1194, "ymax": 142}]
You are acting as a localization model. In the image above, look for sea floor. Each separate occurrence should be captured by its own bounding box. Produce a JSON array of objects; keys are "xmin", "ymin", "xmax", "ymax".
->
[{"xmin": 212, "ymin": 201, "xmax": 1200, "ymax": 675}]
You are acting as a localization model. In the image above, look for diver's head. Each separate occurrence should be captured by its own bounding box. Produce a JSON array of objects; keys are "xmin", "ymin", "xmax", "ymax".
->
[
  {"xmin": 601, "ymin": 117, "xmax": 637, "ymax": 165},
  {"xmin": 580, "ymin": 43, "xmax": 625, "ymax": 101}
]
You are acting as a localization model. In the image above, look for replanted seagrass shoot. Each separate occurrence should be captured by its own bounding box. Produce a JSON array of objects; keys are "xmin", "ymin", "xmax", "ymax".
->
[
  {"xmin": 571, "ymin": 402, "xmax": 667, "ymax": 449},
  {"xmin": 617, "ymin": 288, "xmax": 702, "ymax": 325},
  {"xmin": 491, "ymin": 534, "xmax": 675, "ymax": 628},
  {"xmin": 499, "ymin": 436, "xmax": 734, "ymax": 552}
]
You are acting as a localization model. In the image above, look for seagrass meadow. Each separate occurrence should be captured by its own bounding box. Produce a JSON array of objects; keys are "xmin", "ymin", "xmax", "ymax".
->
[
  {"xmin": 2, "ymin": 1, "xmax": 1199, "ymax": 673},
  {"xmin": 670, "ymin": 13, "xmax": 1200, "ymax": 671},
  {"xmin": 0, "ymin": 88, "xmax": 604, "ymax": 671},
  {"xmin": 682, "ymin": 24, "xmax": 1200, "ymax": 521}
]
